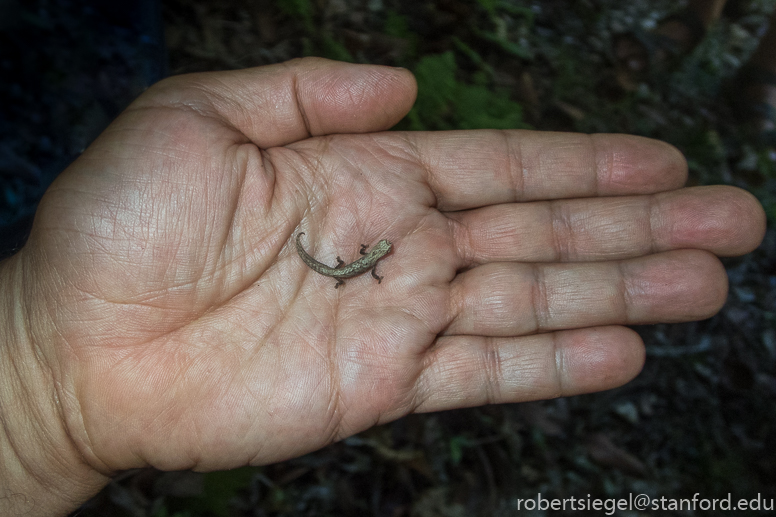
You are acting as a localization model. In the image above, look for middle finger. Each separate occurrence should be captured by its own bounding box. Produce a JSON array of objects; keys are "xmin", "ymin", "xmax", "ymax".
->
[{"xmin": 447, "ymin": 185, "xmax": 762, "ymax": 263}]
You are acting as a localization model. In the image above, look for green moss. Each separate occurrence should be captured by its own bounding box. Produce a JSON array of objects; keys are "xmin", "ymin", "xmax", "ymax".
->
[{"xmin": 405, "ymin": 51, "xmax": 529, "ymax": 131}]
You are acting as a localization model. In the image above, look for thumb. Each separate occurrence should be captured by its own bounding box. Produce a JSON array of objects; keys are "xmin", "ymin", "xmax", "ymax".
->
[{"xmin": 137, "ymin": 57, "xmax": 418, "ymax": 148}]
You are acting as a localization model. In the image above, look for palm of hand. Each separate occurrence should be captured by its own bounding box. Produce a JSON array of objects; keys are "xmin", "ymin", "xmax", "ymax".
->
[{"xmin": 26, "ymin": 80, "xmax": 466, "ymax": 473}]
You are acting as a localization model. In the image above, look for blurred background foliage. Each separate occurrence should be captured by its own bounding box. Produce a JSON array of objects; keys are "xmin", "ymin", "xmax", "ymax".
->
[{"xmin": 1, "ymin": 0, "xmax": 775, "ymax": 515}]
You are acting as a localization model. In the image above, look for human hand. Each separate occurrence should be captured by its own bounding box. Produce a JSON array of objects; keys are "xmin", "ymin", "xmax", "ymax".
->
[{"xmin": 0, "ymin": 58, "xmax": 765, "ymax": 514}]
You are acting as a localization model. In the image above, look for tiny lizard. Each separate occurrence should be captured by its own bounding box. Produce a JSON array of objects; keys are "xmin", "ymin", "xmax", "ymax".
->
[{"xmin": 295, "ymin": 232, "xmax": 392, "ymax": 288}]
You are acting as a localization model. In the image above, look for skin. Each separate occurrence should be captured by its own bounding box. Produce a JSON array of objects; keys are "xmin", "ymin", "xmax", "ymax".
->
[{"xmin": 0, "ymin": 57, "xmax": 766, "ymax": 516}]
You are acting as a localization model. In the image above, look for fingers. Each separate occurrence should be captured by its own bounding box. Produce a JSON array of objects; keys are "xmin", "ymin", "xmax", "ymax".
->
[
  {"xmin": 413, "ymin": 326, "xmax": 645, "ymax": 413},
  {"xmin": 404, "ymin": 130, "xmax": 687, "ymax": 210},
  {"xmin": 445, "ymin": 249, "xmax": 727, "ymax": 336},
  {"xmin": 448, "ymin": 185, "xmax": 766, "ymax": 263},
  {"xmin": 139, "ymin": 57, "xmax": 417, "ymax": 147},
  {"xmin": 656, "ymin": 185, "xmax": 767, "ymax": 256}
]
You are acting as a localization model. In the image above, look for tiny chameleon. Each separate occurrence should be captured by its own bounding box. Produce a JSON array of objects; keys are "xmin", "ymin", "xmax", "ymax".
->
[{"xmin": 295, "ymin": 232, "xmax": 392, "ymax": 289}]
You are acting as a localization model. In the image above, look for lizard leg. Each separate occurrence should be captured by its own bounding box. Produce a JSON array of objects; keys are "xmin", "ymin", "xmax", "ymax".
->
[
  {"xmin": 334, "ymin": 278, "xmax": 345, "ymax": 289},
  {"xmin": 359, "ymin": 244, "xmax": 368, "ymax": 255},
  {"xmin": 371, "ymin": 266, "xmax": 383, "ymax": 284},
  {"xmin": 335, "ymin": 257, "xmax": 345, "ymax": 268}
]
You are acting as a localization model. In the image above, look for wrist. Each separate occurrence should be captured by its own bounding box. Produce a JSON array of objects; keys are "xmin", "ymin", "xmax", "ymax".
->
[{"xmin": 0, "ymin": 254, "xmax": 108, "ymax": 516}]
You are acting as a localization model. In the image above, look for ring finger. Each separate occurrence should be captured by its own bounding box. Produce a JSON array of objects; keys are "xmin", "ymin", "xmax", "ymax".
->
[{"xmin": 444, "ymin": 248, "xmax": 728, "ymax": 336}]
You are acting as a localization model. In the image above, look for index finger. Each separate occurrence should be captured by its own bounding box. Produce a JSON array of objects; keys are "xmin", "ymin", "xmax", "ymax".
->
[{"xmin": 402, "ymin": 130, "xmax": 688, "ymax": 210}]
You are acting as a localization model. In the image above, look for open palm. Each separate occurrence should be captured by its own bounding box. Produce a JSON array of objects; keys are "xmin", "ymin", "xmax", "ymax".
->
[{"xmin": 16, "ymin": 58, "xmax": 764, "ymax": 478}]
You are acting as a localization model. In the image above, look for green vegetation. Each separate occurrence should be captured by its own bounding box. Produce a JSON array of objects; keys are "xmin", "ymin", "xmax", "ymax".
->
[{"xmin": 404, "ymin": 51, "xmax": 528, "ymax": 131}]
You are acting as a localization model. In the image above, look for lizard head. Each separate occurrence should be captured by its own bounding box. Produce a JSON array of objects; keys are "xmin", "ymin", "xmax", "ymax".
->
[{"xmin": 373, "ymin": 239, "xmax": 392, "ymax": 254}]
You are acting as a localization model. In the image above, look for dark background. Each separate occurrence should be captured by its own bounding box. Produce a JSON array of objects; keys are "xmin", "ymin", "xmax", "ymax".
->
[{"xmin": 1, "ymin": 0, "xmax": 775, "ymax": 515}]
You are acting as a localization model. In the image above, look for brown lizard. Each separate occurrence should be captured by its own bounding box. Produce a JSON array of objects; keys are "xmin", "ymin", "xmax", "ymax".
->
[{"xmin": 295, "ymin": 233, "xmax": 392, "ymax": 288}]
